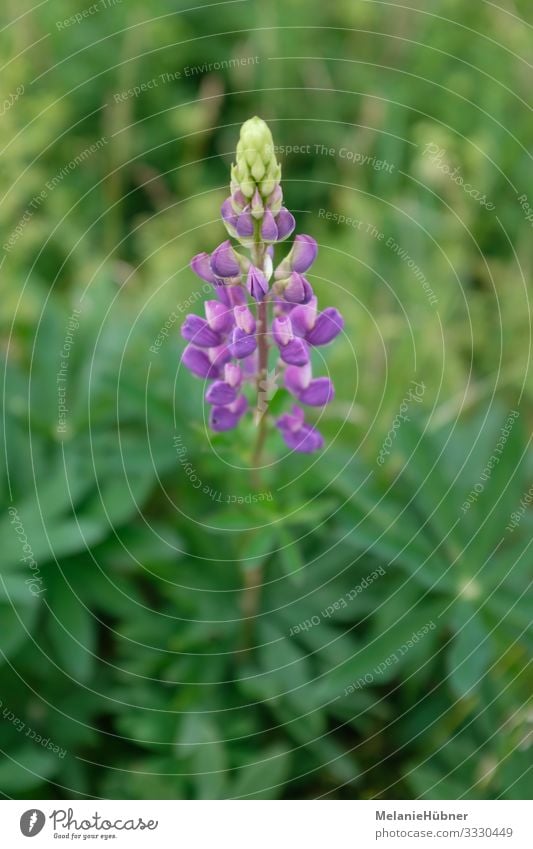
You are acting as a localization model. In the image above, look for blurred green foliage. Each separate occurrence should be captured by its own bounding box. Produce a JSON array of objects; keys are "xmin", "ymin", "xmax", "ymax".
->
[{"xmin": 0, "ymin": 0, "xmax": 531, "ymax": 799}]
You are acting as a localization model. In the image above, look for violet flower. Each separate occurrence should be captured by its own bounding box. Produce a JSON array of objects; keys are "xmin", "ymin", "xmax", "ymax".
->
[{"xmin": 180, "ymin": 116, "xmax": 344, "ymax": 454}]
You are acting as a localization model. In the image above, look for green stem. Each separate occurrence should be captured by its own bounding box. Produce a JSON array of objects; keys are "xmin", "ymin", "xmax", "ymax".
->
[{"xmin": 239, "ymin": 239, "xmax": 269, "ymax": 657}]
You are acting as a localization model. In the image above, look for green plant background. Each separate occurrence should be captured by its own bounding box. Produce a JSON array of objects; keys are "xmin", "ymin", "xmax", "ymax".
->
[{"xmin": 0, "ymin": 0, "xmax": 531, "ymax": 800}]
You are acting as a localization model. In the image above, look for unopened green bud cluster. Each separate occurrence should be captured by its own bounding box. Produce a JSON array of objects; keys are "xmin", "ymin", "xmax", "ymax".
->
[{"xmin": 231, "ymin": 116, "xmax": 281, "ymax": 198}]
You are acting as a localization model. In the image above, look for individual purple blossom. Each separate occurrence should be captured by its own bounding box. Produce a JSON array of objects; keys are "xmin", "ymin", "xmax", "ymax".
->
[
  {"xmin": 204, "ymin": 300, "xmax": 234, "ymax": 334},
  {"xmin": 181, "ymin": 315, "xmax": 222, "ymax": 348},
  {"xmin": 234, "ymin": 304, "xmax": 256, "ymax": 334},
  {"xmin": 230, "ymin": 327, "xmax": 257, "ymax": 359},
  {"xmin": 275, "ymin": 234, "xmax": 318, "ymax": 277},
  {"xmin": 305, "ymin": 307, "xmax": 344, "ymax": 346},
  {"xmin": 210, "ymin": 394, "xmax": 248, "ymax": 432},
  {"xmin": 246, "ymin": 265, "xmax": 269, "ymax": 302},
  {"xmin": 205, "ymin": 380, "xmax": 237, "ymax": 406},
  {"xmin": 180, "ymin": 116, "xmax": 344, "ymax": 453},
  {"xmin": 182, "ymin": 345, "xmax": 220, "ymax": 379},
  {"xmin": 276, "ymin": 405, "xmax": 324, "ymax": 453},
  {"xmin": 284, "ymin": 365, "xmax": 334, "ymax": 407},
  {"xmin": 211, "ymin": 240, "xmax": 244, "ymax": 279}
]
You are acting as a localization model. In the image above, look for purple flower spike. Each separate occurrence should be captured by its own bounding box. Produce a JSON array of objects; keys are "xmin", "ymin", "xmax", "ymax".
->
[
  {"xmin": 234, "ymin": 304, "xmax": 256, "ymax": 334},
  {"xmin": 290, "ymin": 235, "xmax": 318, "ymax": 272},
  {"xmin": 261, "ymin": 209, "xmax": 278, "ymax": 242},
  {"xmin": 290, "ymin": 296, "xmax": 318, "ymax": 336},
  {"xmin": 182, "ymin": 117, "xmax": 343, "ymax": 452},
  {"xmin": 181, "ymin": 314, "xmax": 222, "ymax": 348},
  {"xmin": 205, "ymin": 380, "xmax": 238, "ymax": 406},
  {"xmin": 298, "ymin": 377, "xmax": 334, "ymax": 406},
  {"xmin": 279, "ymin": 337, "xmax": 309, "ymax": 366},
  {"xmin": 204, "ymin": 300, "xmax": 234, "ymax": 334},
  {"xmin": 182, "ymin": 345, "xmax": 220, "ymax": 379},
  {"xmin": 305, "ymin": 307, "xmax": 344, "ymax": 346},
  {"xmin": 276, "ymin": 208, "xmax": 296, "ymax": 240},
  {"xmin": 211, "ymin": 240, "xmax": 243, "ymax": 278},
  {"xmin": 191, "ymin": 252, "xmax": 218, "ymax": 284},
  {"xmin": 246, "ymin": 265, "xmax": 268, "ymax": 302},
  {"xmin": 230, "ymin": 327, "xmax": 257, "ymax": 359}
]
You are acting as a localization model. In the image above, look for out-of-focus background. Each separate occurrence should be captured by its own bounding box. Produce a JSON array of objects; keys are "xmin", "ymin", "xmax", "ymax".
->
[{"xmin": 0, "ymin": 0, "xmax": 532, "ymax": 800}]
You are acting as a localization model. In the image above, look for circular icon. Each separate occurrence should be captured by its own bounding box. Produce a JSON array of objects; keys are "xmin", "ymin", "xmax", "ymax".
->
[{"xmin": 20, "ymin": 810, "xmax": 46, "ymax": 837}]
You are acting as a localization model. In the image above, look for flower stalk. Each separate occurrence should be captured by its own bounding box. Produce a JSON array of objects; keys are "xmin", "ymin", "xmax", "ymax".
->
[{"xmin": 180, "ymin": 116, "xmax": 345, "ymax": 653}]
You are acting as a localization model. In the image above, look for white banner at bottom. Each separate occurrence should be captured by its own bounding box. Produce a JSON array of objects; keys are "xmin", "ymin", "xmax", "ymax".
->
[{"xmin": 0, "ymin": 799, "xmax": 530, "ymax": 848}]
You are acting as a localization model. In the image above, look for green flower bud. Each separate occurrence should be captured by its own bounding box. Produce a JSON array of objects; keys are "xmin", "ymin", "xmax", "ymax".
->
[{"xmin": 231, "ymin": 116, "xmax": 281, "ymax": 199}]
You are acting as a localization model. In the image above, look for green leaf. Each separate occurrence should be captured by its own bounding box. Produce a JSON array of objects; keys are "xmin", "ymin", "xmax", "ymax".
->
[{"xmin": 231, "ymin": 744, "xmax": 291, "ymax": 799}]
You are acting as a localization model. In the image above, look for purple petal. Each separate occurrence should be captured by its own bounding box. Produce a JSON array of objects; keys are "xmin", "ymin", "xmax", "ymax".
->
[
  {"xmin": 290, "ymin": 235, "xmax": 318, "ymax": 272},
  {"xmin": 181, "ymin": 314, "xmax": 222, "ymax": 348},
  {"xmin": 300, "ymin": 278, "xmax": 315, "ymax": 303},
  {"xmin": 279, "ymin": 337, "xmax": 309, "ymax": 366},
  {"xmin": 213, "ymin": 284, "xmax": 231, "ymax": 306},
  {"xmin": 290, "ymin": 296, "xmax": 318, "ymax": 335},
  {"xmin": 241, "ymin": 350, "xmax": 258, "ymax": 378},
  {"xmin": 282, "ymin": 272, "xmax": 307, "ymax": 304},
  {"xmin": 231, "ymin": 190, "xmax": 247, "ymax": 212},
  {"xmin": 266, "ymin": 184, "xmax": 283, "ymax": 215},
  {"xmin": 208, "ymin": 344, "xmax": 232, "ymax": 369},
  {"xmin": 226, "ymin": 285, "xmax": 247, "ymax": 307},
  {"xmin": 221, "ymin": 198, "xmax": 238, "ymax": 227},
  {"xmin": 272, "ymin": 315, "xmax": 294, "ymax": 347},
  {"xmin": 211, "ymin": 240, "xmax": 242, "ymax": 278},
  {"xmin": 209, "ymin": 406, "xmax": 241, "ymax": 432},
  {"xmin": 191, "ymin": 252, "xmax": 217, "ymax": 284},
  {"xmin": 224, "ymin": 362, "xmax": 242, "ymax": 388},
  {"xmin": 251, "ymin": 189, "xmax": 264, "ymax": 220},
  {"xmin": 230, "ymin": 327, "xmax": 257, "ymax": 359},
  {"xmin": 305, "ymin": 308, "xmax": 344, "ymax": 346},
  {"xmin": 277, "ymin": 405, "xmax": 305, "ymax": 432},
  {"xmin": 260, "ymin": 209, "xmax": 278, "ymax": 242},
  {"xmin": 298, "ymin": 377, "xmax": 334, "ymax": 406},
  {"xmin": 205, "ymin": 380, "xmax": 237, "ymax": 406},
  {"xmin": 234, "ymin": 304, "xmax": 256, "ymax": 335},
  {"xmin": 210, "ymin": 393, "xmax": 248, "ymax": 430},
  {"xmin": 204, "ymin": 300, "xmax": 234, "ymax": 334},
  {"xmin": 182, "ymin": 345, "xmax": 219, "ymax": 379},
  {"xmin": 278, "ymin": 422, "xmax": 324, "ymax": 453},
  {"xmin": 236, "ymin": 210, "xmax": 254, "ymax": 238},
  {"xmin": 284, "ymin": 363, "xmax": 312, "ymax": 395},
  {"xmin": 246, "ymin": 266, "xmax": 269, "ymax": 302},
  {"xmin": 229, "ymin": 394, "xmax": 248, "ymax": 418},
  {"xmin": 275, "ymin": 208, "xmax": 296, "ymax": 241}
]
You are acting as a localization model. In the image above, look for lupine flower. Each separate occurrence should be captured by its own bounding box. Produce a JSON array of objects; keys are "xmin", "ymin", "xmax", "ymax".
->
[{"xmin": 180, "ymin": 116, "xmax": 344, "ymax": 454}]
